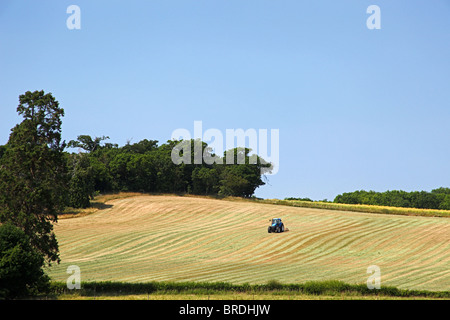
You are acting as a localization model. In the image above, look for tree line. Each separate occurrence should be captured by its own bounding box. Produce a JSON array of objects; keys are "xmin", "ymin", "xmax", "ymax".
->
[
  {"xmin": 333, "ymin": 188, "xmax": 450, "ymax": 210},
  {"xmin": 65, "ymin": 135, "xmax": 271, "ymax": 208}
]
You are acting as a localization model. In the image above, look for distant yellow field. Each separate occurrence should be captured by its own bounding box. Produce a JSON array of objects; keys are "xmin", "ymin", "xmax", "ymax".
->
[
  {"xmin": 49, "ymin": 195, "xmax": 450, "ymax": 291},
  {"xmin": 260, "ymin": 199, "xmax": 450, "ymax": 217}
]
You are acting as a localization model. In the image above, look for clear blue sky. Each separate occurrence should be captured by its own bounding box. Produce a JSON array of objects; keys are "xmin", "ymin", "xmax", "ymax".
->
[{"xmin": 1, "ymin": 1, "xmax": 449, "ymax": 200}]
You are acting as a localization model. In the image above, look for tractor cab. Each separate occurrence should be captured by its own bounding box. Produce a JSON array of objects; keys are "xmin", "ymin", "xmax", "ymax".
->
[
  {"xmin": 271, "ymin": 218, "xmax": 281, "ymax": 226},
  {"xmin": 268, "ymin": 218, "xmax": 285, "ymax": 233}
]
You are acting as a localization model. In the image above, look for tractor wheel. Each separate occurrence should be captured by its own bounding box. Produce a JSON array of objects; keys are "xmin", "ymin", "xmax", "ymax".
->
[
  {"xmin": 268, "ymin": 227, "xmax": 272, "ymax": 233},
  {"xmin": 281, "ymin": 224, "xmax": 285, "ymax": 232},
  {"xmin": 276, "ymin": 227, "xmax": 280, "ymax": 233}
]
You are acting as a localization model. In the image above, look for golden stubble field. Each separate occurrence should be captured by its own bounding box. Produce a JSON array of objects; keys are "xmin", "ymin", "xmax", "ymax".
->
[{"xmin": 48, "ymin": 195, "xmax": 450, "ymax": 291}]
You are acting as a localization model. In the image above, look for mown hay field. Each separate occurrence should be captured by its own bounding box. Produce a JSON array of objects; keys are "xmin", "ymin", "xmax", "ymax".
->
[{"xmin": 48, "ymin": 195, "xmax": 450, "ymax": 291}]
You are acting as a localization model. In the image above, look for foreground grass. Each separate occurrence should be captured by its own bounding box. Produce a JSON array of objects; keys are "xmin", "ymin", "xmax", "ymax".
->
[
  {"xmin": 48, "ymin": 280, "xmax": 450, "ymax": 300},
  {"xmin": 56, "ymin": 293, "xmax": 443, "ymax": 300}
]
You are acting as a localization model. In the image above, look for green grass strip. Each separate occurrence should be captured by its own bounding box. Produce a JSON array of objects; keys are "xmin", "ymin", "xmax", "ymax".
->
[{"xmin": 49, "ymin": 280, "xmax": 450, "ymax": 299}]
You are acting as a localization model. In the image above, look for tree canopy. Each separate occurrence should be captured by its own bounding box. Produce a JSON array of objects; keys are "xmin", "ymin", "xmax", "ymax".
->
[{"xmin": 65, "ymin": 138, "xmax": 272, "ymax": 207}]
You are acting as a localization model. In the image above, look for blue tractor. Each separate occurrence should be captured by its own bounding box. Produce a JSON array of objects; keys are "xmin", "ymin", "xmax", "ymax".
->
[{"xmin": 268, "ymin": 218, "xmax": 285, "ymax": 233}]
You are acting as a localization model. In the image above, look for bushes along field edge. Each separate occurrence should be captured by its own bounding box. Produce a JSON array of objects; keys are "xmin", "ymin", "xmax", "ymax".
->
[{"xmin": 48, "ymin": 280, "xmax": 450, "ymax": 299}]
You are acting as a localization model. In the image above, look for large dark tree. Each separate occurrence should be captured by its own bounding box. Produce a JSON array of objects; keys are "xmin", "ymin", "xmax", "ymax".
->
[
  {"xmin": 0, "ymin": 223, "xmax": 50, "ymax": 299},
  {"xmin": 0, "ymin": 90, "xmax": 67, "ymax": 265}
]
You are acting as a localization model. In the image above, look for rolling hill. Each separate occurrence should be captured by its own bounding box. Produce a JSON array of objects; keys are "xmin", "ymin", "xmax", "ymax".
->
[{"xmin": 48, "ymin": 194, "xmax": 450, "ymax": 291}]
